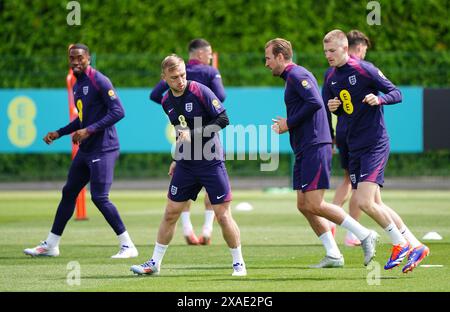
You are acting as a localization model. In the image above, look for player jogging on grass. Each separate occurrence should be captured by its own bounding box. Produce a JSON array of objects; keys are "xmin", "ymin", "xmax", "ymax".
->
[
  {"xmin": 265, "ymin": 38, "xmax": 379, "ymax": 269},
  {"xmin": 323, "ymin": 30, "xmax": 429, "ymax": 273}
]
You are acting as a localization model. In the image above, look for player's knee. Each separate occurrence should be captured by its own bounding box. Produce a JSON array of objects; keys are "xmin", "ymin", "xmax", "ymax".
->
[
  {"xmin": 91, "ymin": 195, "xmax": 109, "ymax": 207},
  {"xmin": 215, "ymin": 212, "xmax": 231, "ymax": 227},
  {"xmin": 307, "ymin": 203, "xmax": 322, "ymax": 215},
  {"xmin": 163, "ymin": 208, "xmax": 179, "ymax": 224},
  {"xmin": 356, "ymin": 198, "xmax": 372, "ymax": 213},
  {"xmin": 297, "ymin": 202, "xmax": 307, "ymax": 214},
  {"xmin": 61, "ymin": 184, "xmax": 80, "ymax": 200}
]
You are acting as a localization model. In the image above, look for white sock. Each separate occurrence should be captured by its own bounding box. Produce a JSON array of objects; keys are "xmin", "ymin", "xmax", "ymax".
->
[
  {"xmin": 399, "ymin": 225, "xmax": 421, "ymax": 248},
  {"xmin": 230, "ymin": 245, "xmax": 244, "ymax": 264},
  {"xmin": 46, "ymin": 232, "xmax": 61, "ymax": 248},
  {"xmin": 181, "ymin": 212, "xmax": 193, "ymax": 235},
  {"xmin": 117, "ymin": 231, "xmax": 134, "ymax": 248},
  {"xmin": 151, "ymin": 242, "xmax": 168, "ymax": 266},
  {"xmin": 340, "ymin": 215, "xmax": 370, "ymax": 241},
  {"xmin": 384, "ymin": 223, "xmax": 407, "ymax": 245},
  {"xmin": 346, "ymin": 230, "xmax": 359, "ymax": 241},
  {"xmin": 319, "ymin": 231, "xmax": 341, "ymax": 258},
  {"xmin": 203, "ymin": 210, "xmax": 215, "ymax": 236}
]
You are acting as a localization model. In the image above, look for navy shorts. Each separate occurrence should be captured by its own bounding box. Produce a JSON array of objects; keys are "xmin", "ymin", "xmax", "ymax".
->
[
  {"xmin": 348, "ymin": 140, "xmax": 390, "ymax": 189},
  {"xmin": 293, "ymin": 143, "xmax": 332, "ymax": 192},
  {"xmin": 336, "ymin": 132, "xmax": 349, "ymax": 170},
  {"xmin": 168, "ymin": 161, "xmax": 232, "ymax": 205}
]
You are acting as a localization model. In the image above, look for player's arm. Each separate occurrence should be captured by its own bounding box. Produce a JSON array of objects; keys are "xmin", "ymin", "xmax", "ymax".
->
[
  {"xmin": 364, "ymin": 63, "xmax": 402, "ymax": 105},
  {"xmin": 209, "ymin": 69, "xmax": 226, "ymax": 102},
  {"xmin": 43, "ymin": 117, "xmax": 81, "ymax": 145},
  {"xmin": 149, "ymin": 80, "xmax": 170, "ymax": 104},
  {"xmin": 56, "ymin": 117, "xmax": 81, "ymax": 137},
  {"xmin": 286, "ymin": 77, "xmax": 323, "ymax": 129},
  {"xmin": 191, "ymin": 84, "xmax": 229, "ymax": 139},
  {"xmin": 86, "ymin": 76, "xmax": 125, "ymax": 135}
]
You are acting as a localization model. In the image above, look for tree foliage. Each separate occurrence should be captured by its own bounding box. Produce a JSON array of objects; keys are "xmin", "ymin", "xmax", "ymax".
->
[{"xmin": 0, "ymin": 0, "xmax": 448, "ymax": 87}]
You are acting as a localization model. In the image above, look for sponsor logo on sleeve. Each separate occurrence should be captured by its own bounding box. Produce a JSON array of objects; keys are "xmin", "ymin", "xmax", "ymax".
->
[
  {"xmin": 301, "ymin": 80, "xmax": 311, "ymax": 89},
  {"xmin": 108, "ymin": 89, "xmax": 117, "ymax": 100},
  {"xmin": 212, "ymin": 99, "xmax": 221, "ymax": 109},
  {"xmin": 378, "ymin": 70, "xmax": 386, "ymax": 79}
]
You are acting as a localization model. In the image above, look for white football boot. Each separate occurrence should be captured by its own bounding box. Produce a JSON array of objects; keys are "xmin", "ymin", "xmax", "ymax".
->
[
  {"xmin": 24, "ymin": 241, "xmax": 60, "ymax": 257},
  {"xmin": 130, "ymin": 259, "xmax": 160, "ymax": 275},
  {"xmin": 310, "ymin": 255, "xmax": 345, "ymax": 268},
  {"xmin": 232, "ymin": 262, "xmax": 247, "ymax": 276},
  {"xmin": 111, "ymin": 245, "xmax": 139, "ymax": 259}
]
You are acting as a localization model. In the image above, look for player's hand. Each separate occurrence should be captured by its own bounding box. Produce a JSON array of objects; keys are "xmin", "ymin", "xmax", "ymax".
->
[
  {"xmin": 271, "ymin": 116, "xmax": 289, "ymax": 134},
  {"xmin": 328, "ymin": 97, "xmax": 341, "ymax": 112},
  {"xmin": 177, "ymin": 129, "xmax": 191, "ymax": 143},
  {"xmin": 72, "ymin": 128, "xmax": 90, "ymax": 145},
  {"xmin": 363, "ymin": 93, "xmax": 380, "ymax": 106},
  {"xmin": 43, "ymin": 131, "xmax": 60, "ymax": 145},
  {"xmin": 168, "ymin": 161, "xmax": 176, "ymax": 176}
]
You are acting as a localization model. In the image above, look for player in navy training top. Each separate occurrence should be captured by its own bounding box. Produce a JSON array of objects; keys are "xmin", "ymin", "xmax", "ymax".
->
[
  {"xmin": 265, "ymin": 38, "xmax": 378, "ymax": 268},
  {"xmin": 324, "ymin": 30, "xmax": 372, "ymax": 246},
  {"xmin": 150, "ymin": 39, "xmax": 225, "ymax": 245},
  {"xmin": 131, "ymin": 55, "xmax": 246, "ymax": 277},
  {"xmin": 324, "ymin": 30, "xmax": 429, "ymax": 273},
  {"xmin": 24, "ymin": 44, "xmax": 138, "ymax": 259}
]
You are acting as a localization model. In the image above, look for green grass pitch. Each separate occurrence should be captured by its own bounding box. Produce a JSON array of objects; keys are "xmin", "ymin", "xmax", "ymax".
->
[{"xmin": 0, "ymin": 189, "xmax": 448, "ymax": 292}]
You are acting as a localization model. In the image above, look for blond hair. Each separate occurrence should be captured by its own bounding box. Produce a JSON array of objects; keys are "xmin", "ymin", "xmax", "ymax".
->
[
  {"xmin": 323, "ymin": 29, "xmax": 348, "ymax": 47},
  {"xmin": 265, "ymin": 38, "xmax": 293, "ymax": 60},
  {"xmin": 161, "ymin": 54, "xmax": 185, "ymax": 74}
]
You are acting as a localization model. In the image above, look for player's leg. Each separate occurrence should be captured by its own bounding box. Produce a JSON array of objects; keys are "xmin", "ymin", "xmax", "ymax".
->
[
  {"xmin": 345, "ymin": 187, "xmax": 362, "ymax": 246},
  {"xmin": 24, "ymin": 152, "xmax": 89, "ymax": 257},
  {"xmin": 297, "ymin": 190, "xmax": 344, "ymax": 268},
  {"xmin": 180, "ymin": 200, "xmax": 200, "ymax": 245},
  {"xmin": 211, "ymin": 200, "xmax": 246, "ymax": 276},
  {"xmin": 201, "ymin": 162, "xmax": 246, "ymax": 276},
  {"xmin": 330, "ymin": 172, "xmax": 352, "ymax": 237},
  {"xmin": 352, "ymin": 141, "xmax": 410, "ymax": 269},
  {"xmin": 199, "ymin": 192, "xmax": 214, "ymax": 245},
  {"xmin": 131, "ymin": 162, "xmax": 201, "ymax": 275},
  {"xmin": 329, "ymin": 136, "xmax": 352, "ymax": 237},
  {"xmin": 131, "ymin": 198, "xmax": 190, "ymax": 275},
  {"xmin": 295, "ymin": 145, "xmax": 345, "ymax": 267},
  {"xmin": 300, "ymin": 144, "xmax": 378, "ymax": 266},
  {"xmin": 375, "ymin": 188, "xmax": 429, "ymax": 272},
  {"xmin": 88, "ymin": 151, "xmax": 137, "ymax": 258},
  {"xmin": 333, "ymin": 172, "xmax": 352, "ymax": 208}
]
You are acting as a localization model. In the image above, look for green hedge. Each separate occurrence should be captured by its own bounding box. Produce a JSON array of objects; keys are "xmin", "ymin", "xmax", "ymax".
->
[
  {"xmin": 0, "ymin": 151, "xmax": 448, "ymax": 182},
  {"xmin": 1, "ymin": 0, "xmax": 448, "ymax": 88}
]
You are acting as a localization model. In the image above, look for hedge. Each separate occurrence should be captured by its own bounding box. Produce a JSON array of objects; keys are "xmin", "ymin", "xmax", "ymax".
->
[{"xmin": 0, "ymin": 0, "xmax": 448, "ymax": 88}]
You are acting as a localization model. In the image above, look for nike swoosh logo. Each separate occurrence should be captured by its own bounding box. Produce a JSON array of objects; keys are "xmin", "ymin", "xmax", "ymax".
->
[
  {"xmin": 331, "ymin": 81, "xmax": 337, "ymax": 85},
  {"xmin": 168, "ymin": 108, "xmax": 174, "ymax": 113},
  {"xmin": 302, "ymin": 184, "xmax": 308, "ymax": 188},
  {"xmin": 92, "ymin": 159, "xmax": 101, "ymax": 163},
  {"xmin": 360, "ymin": 173, "xmax": 368, "ymax": 178},
  {"xmin": 216, "ymin": 194, "xmax": 226, "ymax": 199}
]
